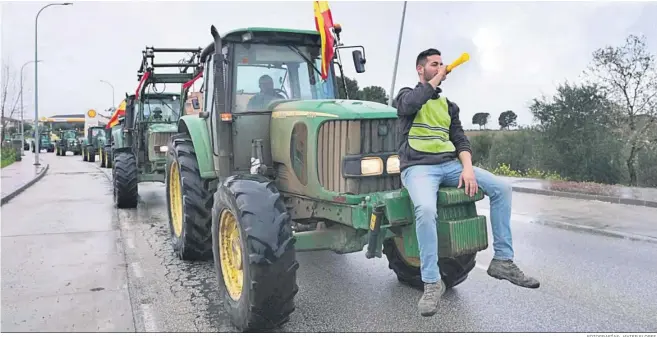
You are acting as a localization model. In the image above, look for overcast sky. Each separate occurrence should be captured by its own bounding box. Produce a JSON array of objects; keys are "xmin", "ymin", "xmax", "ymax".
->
[{"xmin": 2, "ymin": 0, "xmax": 656, "ymax": 129}]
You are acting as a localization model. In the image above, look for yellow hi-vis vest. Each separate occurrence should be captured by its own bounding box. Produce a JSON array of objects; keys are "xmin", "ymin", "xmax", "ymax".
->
[{"xmin": 408, "ymin": 96, "xmax": 456, "ymax": 154}]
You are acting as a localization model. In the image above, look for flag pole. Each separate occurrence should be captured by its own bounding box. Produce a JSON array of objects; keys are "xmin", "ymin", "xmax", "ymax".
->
[{"xmin": 388, "ymin": 1, "xmax": 407, "ymax": 106}]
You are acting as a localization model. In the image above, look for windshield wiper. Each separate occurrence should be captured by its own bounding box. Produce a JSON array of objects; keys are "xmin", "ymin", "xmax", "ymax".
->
[{"xmin": 287, "ymin": 46, "xmax": 323, "ymax": 79}]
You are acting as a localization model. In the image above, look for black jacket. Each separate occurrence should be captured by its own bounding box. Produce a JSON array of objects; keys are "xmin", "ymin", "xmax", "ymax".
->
[{"xmin": 392, "ymin": 82, "xmax": 472, "ymax": 172}]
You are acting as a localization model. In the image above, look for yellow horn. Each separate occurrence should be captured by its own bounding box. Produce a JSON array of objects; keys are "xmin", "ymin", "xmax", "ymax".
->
[{"xmin": 446, "ymin": 52, "xmax": 470, "ymax": 72}]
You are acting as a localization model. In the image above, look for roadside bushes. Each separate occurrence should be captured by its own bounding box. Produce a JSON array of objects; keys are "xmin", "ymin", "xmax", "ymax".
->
[{"xmin": 1, "ymin": 146, "xmax": 16, "ymax": 168}]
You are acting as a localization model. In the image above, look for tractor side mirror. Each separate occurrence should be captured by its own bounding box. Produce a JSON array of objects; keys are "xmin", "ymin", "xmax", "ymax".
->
[{"xmin": 352, "ymin": 50, "xmax": 366, "ymax": 73}]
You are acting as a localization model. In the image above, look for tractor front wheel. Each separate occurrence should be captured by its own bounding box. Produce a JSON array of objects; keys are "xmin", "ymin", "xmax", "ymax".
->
[
  {"xmin": 104, "ymin": 146, "xmax": 113, "ymax": 168},
  {"xmin": 165, "ymin": 133, "xmax": 213, "ymax": 260},
  {"xmin": 113, "ymin": 152, "xmax": 138, "ymax": 208},
  {"xmin": 382, "ymin": 237, "xmax": 476, "ymax": 290},
  {"xmin": 211, "ymin": 175, "xmax": 299, "ymax": 332}
]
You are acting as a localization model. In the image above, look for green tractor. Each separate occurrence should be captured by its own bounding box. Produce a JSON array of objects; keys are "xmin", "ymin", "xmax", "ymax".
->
[
  {"xmin": 81, "ymin": 126, "xmax": 107, "ymax": 162},
  {"xmin": 164, "ymin": 26, "xmax": 489, "ymax": 331},
  {"xmin": 99, "ymin": 127, "xmax": 114, "ymax": 168},
  {"xmin": 110, "ymin": 46, "xmax": 202, "ymax": 209},
  {"xmin": 31, "ymin": 131, "xmax": 54, "ymax": 153},
  {"xmin": 55, "ymin": 130, "xmax": 81, "ymax": 156}
]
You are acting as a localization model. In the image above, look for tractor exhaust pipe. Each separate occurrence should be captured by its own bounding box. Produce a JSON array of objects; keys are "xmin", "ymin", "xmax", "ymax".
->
[{"xmin": 210, "ymin": 25, "xmax": 232, "ymax": 178}]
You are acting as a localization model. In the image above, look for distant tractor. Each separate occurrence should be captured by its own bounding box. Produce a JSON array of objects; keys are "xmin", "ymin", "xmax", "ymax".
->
[
  {"xmin": 31, "ymin": 131, "xmax": 54, "ymax": 153},
  {"xmin": 55, "ymin": 130, "xmax": 81, "ymax": 156},
  {"xmin": 164, "ymin": 26, "xmax": 488, "ymax": 332},
  {"xmin": 110, "ymin": 46, "xmax": 202, "ymax": 209},
  {"xmin": 81, "ymin": 126, "xmax": 106, "ymax": 162}
]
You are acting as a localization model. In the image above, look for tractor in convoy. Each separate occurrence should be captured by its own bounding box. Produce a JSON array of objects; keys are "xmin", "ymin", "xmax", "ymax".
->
[
  {"xmin": 81, "ymin": 126, "xmax": 107, "ymax": 162},
  {"xmin": 31, "ymin": 130, "xmax": 54, "ymax": 153},
  {"xmin": 164, "ymin": 25, "xmax": 487, "ymax": 331},
  {"xmin": 110, "ymin": 46, "xmax": 202, "ymax": 208},
  {"xmin": 55, "ymin": 130, "xmax": 81, "ymax": 156}
]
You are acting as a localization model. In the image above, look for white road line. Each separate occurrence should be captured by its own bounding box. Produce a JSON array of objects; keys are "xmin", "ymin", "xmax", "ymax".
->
[
  {"xmin": 131, "ymin": 262, "xmax": 143, "ymax": 278},
  {"xmin": 475, "ymin": 263, "xmax": 488, "ymax": 271},
  {"xmin": 140, "ymin": 304, "xmax": 158, "ymax": 332}
]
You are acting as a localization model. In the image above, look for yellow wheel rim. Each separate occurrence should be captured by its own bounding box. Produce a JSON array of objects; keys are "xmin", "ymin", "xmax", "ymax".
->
[
  {"xmin": 169, "ymin": 161, "xmax": 183, "ymax": 237},
  {"xmin": 105, "ymin": 151, "xmax": 109, "ymax": 165},
  {"xmin": 219, "ymin": 209, "xmax": 243, "ymax": 301},
  {"xmin": 99, "ymin": 148, "xmax": 103, "ymax": 158},
  {"xmin": 394, "ymin": 237, "xmax": 421, "ymax": 268}
]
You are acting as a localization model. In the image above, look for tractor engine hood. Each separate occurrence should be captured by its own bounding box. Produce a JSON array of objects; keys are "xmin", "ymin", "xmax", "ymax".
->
[
  {"xmin": 147, "ymin": 123, "xmax": 178, "ymax": 134},
  {"xmin": 269, "ymin": 99, "xmax": 398, "ymax": 119}
]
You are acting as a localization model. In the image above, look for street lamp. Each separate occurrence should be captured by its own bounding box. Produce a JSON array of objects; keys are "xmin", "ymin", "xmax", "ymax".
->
[
  {"xmin": 33, "ymin": 2, "xmax": 73, "ymax": 166},
  {"xmin": 20, "ymin": 59, "xmax": 43, "ymax": 156},
  {"xmin": 388, "ymin": 1, "xmax": 407, "ymax": 106},
  {"xmin": 100, "ymin": 80, "xmax": 115, "ymax": 110}
]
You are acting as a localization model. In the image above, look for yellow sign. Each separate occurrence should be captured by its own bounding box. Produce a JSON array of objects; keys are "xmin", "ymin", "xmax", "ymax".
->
[{"xmin": 87, "ymin": 109, "xmax": 97, "ymax": 118}]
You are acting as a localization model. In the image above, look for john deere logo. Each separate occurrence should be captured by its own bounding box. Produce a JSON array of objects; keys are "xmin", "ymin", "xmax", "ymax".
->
[{"xmin": 87, "ymin": 109, "xmax": 97, "ymax": 118}]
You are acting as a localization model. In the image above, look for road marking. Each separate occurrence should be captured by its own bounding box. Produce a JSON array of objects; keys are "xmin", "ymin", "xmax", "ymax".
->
[
  {"xmin": 475, "ymin": 263, "xmax": 488, "ymax": 271},
  {"xmin": 140, "ymin": 304, "xmax": 157, "ymax": 332},
  {"xmin": 131, "ymin": 262, "xmax": 143, "ymax": 278},
  {"xmin": 126, "ymin": 237, "xmax": 135, "ymax": 249}
]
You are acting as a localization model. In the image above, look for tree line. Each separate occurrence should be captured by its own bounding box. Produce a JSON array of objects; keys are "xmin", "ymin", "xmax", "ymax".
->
[{"xmin": 337, "ymin": 34, "xmax": 657, "ymax": 188}]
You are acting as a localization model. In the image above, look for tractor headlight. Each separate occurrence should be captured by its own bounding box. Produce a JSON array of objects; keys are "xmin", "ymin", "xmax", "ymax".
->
[
  {"xmin": 386, "ymin": 155, "xmax": 400, "ymax": 174},
  {"xmin": 154, "ymin": 145, "xmax": 168, "ymax": 153},
  {"xmin": 360, "ymin": 157, "xmax": 384, "ymax": 176}
]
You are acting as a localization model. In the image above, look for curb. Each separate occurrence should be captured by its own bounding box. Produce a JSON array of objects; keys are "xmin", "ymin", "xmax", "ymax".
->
[
  {"xmin": 479, "ymin": 207, "xmax": 657, "ymax": 245},
  {"xmin": 533, "ymin": 218, "xmax": 657, "ymax": 245},
  {"xmin": 1, "ymin": 164, "xmax": 50, "ymax": 206},
  {"xmin": 511, "ymin": 186, "xmax": 657, "ymax": 209}
]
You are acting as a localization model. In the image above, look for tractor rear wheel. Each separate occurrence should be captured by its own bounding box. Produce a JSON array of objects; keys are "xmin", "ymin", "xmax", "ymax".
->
[
  {"xmin": 87, "ymin": 146, "xmax": 96, "ymax": 162},
  {"xmin": 211, "ymin": 175, "xmax": 299, "ymax": 332},
  {"xmin": 113, "ymin": 152, "xmax": 138, "ymax": 208},
  {"xmin": 82, "ymin": 147, "xmax": 87, "ymax": 161},
  {"xmin": 165, "ymin": 133, "xmax": 213, "ymax": 260},
  {"xmin": 382, "ymin": 237, "xmax": 476, "ymax": 290}
]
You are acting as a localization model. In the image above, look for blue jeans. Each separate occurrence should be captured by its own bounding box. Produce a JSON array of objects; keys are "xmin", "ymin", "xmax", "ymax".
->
[{"xmin": 400, "ymin": 159, "xmax": 514, "ymax": 283}]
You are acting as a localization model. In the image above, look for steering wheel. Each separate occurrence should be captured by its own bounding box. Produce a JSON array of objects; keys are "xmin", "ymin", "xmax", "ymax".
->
[{"xmin": 274, "ymin": 88, "xmax": 289, "ymax": 99}]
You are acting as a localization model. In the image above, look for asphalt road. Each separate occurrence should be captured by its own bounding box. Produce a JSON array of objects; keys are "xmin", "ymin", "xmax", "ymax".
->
[{"xmin": 2, "ymin": 155, "xmax": 657, "ymax": 332}]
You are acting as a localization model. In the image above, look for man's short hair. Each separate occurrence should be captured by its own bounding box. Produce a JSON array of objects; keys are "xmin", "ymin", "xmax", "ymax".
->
[{"xmin": 416, "ymin": 48, "xmax": 442, "ymax": 67}]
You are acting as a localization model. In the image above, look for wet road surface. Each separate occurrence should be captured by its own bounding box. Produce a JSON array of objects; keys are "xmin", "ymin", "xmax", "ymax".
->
[{"xmin": 3, "ymin": 155, "xmax": 657, "ymax": 332}]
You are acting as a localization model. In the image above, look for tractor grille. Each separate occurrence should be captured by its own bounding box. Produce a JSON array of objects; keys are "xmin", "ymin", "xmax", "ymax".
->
[
  {"xmin": 317, "ymin": 119, "xmax": 401, "ymax": 194},
  {"xmin": 148, "ymin": 132, "xmax": 175, "ymax": 160}
]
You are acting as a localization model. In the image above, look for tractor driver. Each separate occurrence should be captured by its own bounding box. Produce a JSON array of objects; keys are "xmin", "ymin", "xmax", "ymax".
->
[
  {"xmin": 393, "ymin": 48, "xmax": 540, "ymax": 318},
  {"xmin": 152, "ymin": 107, "xmax": 163, "ymax": 120},
  {"xmin": 246, "ymin": 75, "xmax": 285, "ymax": 111}
]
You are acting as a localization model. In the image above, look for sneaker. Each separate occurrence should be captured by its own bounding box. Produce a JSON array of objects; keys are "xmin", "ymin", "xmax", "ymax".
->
[
  {"xmin": 418, "ymin": 280, "xmax": 445, "ymax": 317},
  {"xmin": 487, "ymin": 259, "xmax": 540, "ymax": 289}
]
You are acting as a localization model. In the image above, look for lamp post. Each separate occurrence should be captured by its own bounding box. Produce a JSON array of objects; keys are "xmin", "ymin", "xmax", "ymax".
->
[
  {"xmin": 20, "ymin": 59, "xmax": 43, "ymax": 156},
  {"xmin": 100, "ymin": 80, "xmax": 115, "ymax": 110},
  {"xmin": 33, "ymin": 2, "xmax": 73, "ymax": 166},
  {"xmin": 388, "ymin": 1, "xmax": 407, "ymax": 106}
]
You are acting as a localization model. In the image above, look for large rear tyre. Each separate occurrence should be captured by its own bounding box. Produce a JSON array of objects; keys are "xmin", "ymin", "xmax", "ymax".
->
[
  {"xmin": 104, "ymin": 146, "xmax": 113, "ymax": 168},
  {"xmin": 211, "ymin": 175, "xmax": 299, "ymax": 332},
  {"xmin": 382, "ymin": 237, "xmax": 476, "ymax": 290},
  {"xmin": 165, "ymin": 133, "xmax": 213, "ymax": 261},
  {"xmin": 113, "ymin": 152, "xmax": 139, "ymax": 209}
]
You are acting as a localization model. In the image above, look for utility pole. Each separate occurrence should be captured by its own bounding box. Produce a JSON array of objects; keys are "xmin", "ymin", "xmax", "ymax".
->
[
  {"xmin": 20, "ymin": 60, "xmax": 42, "ymax": 156},
  {"xmin": 33, "ymin": 2, "xmax": 73, "ymax": 166},
  {"xmin": 388, "ymin": 1, "xmax": 408, "ymax": 106}
]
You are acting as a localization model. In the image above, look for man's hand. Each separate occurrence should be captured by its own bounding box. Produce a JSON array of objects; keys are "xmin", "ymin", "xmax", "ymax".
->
[
  {"xmin": 458, "ymin": 166, "xmax": 478, "ymax": 197},
  {"xmin": 428, "ymin": 65, "xmax": 448, "ymax": 89}
]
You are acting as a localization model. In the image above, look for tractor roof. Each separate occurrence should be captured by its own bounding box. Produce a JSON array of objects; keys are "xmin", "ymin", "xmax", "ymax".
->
[{"xmin": 221, "ymin": 27, "xmax": 320, "ymax": 44}]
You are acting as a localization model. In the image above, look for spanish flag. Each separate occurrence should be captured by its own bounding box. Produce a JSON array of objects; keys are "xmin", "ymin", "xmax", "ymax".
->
[
  {"xmin": 106, "ymin": 99, "xmax": 126, "ymax": 129},
  {"xmin": 313, "ymin": 1, "xmax": 335, "ymax": 80}
]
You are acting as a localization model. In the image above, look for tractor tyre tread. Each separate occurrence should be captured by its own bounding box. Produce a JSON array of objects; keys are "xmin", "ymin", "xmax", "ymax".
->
[
  {"xmin": 212, "ymin": 175, "xmax": 298, "ymax": 332},
  {"xmin": 113, "ymin": 152, "xmax": 139, "ymax": 209},
  {"xmin": 382, "ymin": 238, "xmax": 476, "ymax": 290},
  {"xmin": 166, "ymin": 133, "xmax": 213, "ymax": 261}
]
